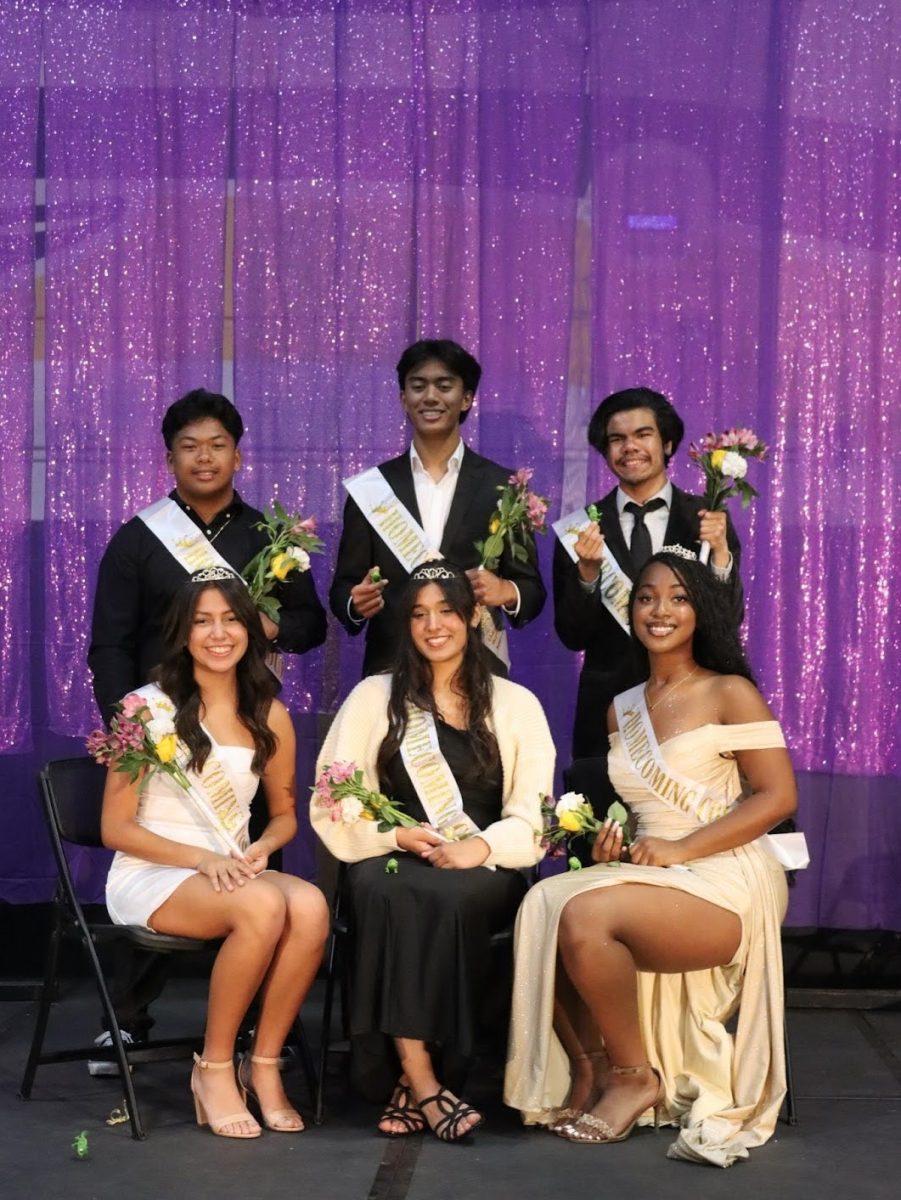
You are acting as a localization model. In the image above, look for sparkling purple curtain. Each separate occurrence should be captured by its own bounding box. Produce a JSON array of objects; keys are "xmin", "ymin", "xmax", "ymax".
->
[
  {"xmin": 0, "ymin": 4, "xmax": 41, "ymax": 751},
  {"xmin": 233, "ymin": 0, "xmax": 587, "ymax": 741},
  {"xmin": 0, "ymin": 1, "xmax": 898, "ymax": 926},
  {"xmin": 43, "ymin": 0, "xmax": 234, "ymax": 735}
]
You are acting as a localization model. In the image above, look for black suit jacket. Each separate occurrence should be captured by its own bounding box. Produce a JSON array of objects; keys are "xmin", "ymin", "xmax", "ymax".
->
[
  {"xmin": 330, "ymin": 446, "xmax": 547, "ymax": 676},
  {"xmin": 554, "ymin": 484, "xmax": 743, "ymax": 757}
]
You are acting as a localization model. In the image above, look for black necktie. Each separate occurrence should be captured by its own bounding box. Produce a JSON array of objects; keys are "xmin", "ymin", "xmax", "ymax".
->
[{"xmin": 624, "ymin": 498, "xmax": 666, "ymax": 573}]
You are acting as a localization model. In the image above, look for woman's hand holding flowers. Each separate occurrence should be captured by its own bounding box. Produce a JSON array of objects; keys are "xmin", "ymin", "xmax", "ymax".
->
[{"xmin": 396, "ymin": 825, "xmax": 445, "ymax": 857}]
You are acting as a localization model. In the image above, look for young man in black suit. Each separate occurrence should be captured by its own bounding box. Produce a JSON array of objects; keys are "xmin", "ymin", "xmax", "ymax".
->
[
  {"xmin": 554, "ymin": 387, "xmax": 743, "ymax": 760},
  {"xmin": 330, "ymin": 339, "xmax": 546, "ymax": 675}
]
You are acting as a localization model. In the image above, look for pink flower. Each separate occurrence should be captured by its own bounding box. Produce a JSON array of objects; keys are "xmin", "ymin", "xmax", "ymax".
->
[
  {"xmin": 527, "ymin": 493, "xmax": 548, "ymax": 531},
  {"xmin": 121, "ymin": 693, "xmax": 145, "ymax": 718},
  {"xmin": 326, "ymin": 761, "xmax": 356, "ymax": 784},
  {"xmin": 291, "ymin": 516, "xmax": 317, "ymax": 535},
  {"xmin": 508, "ymin": 467, "xmax": 534, "ymax": 488}
]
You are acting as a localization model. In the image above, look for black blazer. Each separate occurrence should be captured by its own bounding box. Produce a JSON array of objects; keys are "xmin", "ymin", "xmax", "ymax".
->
[
  {"xmin": 330, "ymin": 445, "xmax": 547, "ymax": 676},
  {"xmin": 553, "ymin": 484, "xmax": 743, "ymax": 758}
]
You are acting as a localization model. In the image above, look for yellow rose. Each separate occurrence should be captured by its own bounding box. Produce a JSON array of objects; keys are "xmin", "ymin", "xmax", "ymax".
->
[
  {"xmin": 558, "ymin": 809, "xmax": 583, "ymax": 833},
  {"xmin": 155, "ymin": 733, "xmax": 178, "ymax": 764},
  {"xmin": 489, "ymin": 516, "xmax": 501, "ymax": 535},
  {"xmin": 710, "ymin": 448, "xmax": 726, "ymax": 471},
  {"xmin": 359, "ymin": 810, "xmax": 376, "ymax": 821},
  {"xmin": 270, "ymin": 552, "xmax": 297, "ymax": 581}
]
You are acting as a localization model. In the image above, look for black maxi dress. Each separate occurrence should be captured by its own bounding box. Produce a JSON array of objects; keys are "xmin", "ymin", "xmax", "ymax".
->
[{"xmin": 345, "ymin": 722, "xmax": 527, "ymax": 1101}]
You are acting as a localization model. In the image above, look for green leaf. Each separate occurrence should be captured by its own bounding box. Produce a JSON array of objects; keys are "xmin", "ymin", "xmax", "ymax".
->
[
  {"xmin": 483, "ymin": 533, "xmax": 504, "ymax": 560},
  {"xmin": 273, "ymin": 499, "xmax": 290, "ymax": 524},
  {"xmin": 512, "ymin": 542, "xmax": 528, "ymax": 562},
  {"xmin": 607, "ymin": 800, "xmax": 629, "ymax": 826}
]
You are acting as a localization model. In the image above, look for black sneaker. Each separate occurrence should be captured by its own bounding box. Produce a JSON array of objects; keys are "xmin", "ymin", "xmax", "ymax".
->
[{"xmin": 87, "ymin": 1029, "xmax": 134, "ymax": 1077}]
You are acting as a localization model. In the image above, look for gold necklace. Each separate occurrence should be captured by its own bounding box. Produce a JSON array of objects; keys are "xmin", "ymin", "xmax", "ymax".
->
[{"xmin": 646, "ymin": 666, "xmax": 699, "ymax": 712}]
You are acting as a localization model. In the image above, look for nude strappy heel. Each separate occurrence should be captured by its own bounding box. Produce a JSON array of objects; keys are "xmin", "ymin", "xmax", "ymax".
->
[
  {"xmin": 238, "ymin": 1054, "xmax": 305, "ymax": 1133},
  {"xmin": 191, "ymin": 1052, "xmax": 261, "ymax": 1139},
  {"xmin": 565, "ymin": 1063, "xmax": 665, "ymax": 1144},
  {"xmin": 548, "ymin": 1049, "xmax": 609, "ymax": 1136}
]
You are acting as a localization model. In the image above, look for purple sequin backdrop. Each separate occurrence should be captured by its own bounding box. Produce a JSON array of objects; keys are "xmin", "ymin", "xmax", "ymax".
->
[
  {"xmin": 1, "ymin": 1, "xmax": 898, "ymax": 929},
  {"xmin": 0, "ymin": 4, "xmax": 40, "ymax": 753}
]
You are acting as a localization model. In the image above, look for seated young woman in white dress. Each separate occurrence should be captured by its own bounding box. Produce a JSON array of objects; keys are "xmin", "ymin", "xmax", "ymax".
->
[
  {"xmin": 504, "ymin": 550, "xmax": 798, "ymax": 1167},
  {"xmin": 314, "ymin": 562, "xmax": 554, "ymax": 1142},
  {"xmin": 102, "ymin": 570, "xmax": 329, "ymax": 1139}
]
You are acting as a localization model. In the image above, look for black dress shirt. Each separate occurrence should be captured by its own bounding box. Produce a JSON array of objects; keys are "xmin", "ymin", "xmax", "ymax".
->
[{"xmin": 88, "ymin": 490, "xmax": 327, "ymax": 724}]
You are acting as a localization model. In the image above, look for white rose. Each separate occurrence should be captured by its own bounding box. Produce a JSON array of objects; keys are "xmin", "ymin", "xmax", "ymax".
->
[
  {"xmin": 720, "ymin": 450, "xmax": 747, "ymax": 479},
  {"xmin": 339, "ymin": 797, "xmax": 364, "ymax": 824},
  {"xmin": 555, "ymin": 792, "xmax": 586, "ymax": 815},
  {"xmin": 288, "ymin": 546, "xmax": 311, "ymax": 571},
  {"xmin": 146, "ymin": 716, "xmax": 176, "ymax": 742}
]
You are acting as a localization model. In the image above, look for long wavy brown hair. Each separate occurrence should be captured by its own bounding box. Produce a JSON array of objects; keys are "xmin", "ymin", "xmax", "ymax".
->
[
  {"xmin": 376, "ymin": 564, "xmax": 499, "ymax": 785},
  {"xmin": 154, "ymin": 575, "xmax": 278, "ymax": 774}
]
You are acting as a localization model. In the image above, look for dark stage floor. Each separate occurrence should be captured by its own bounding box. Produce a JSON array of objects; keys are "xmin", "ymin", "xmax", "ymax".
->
[{"xmin": 2, "ymin": 979, "xmax": 900, "ymax": 1200}]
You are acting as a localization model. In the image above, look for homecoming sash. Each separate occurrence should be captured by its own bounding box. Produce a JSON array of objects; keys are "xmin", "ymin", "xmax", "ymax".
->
[
  {"xmin": 614, "ymin": 685, "xmax": 729, "ymax": 824},
  {"xmin": 615, "ymin": 685, "xmax": 809, "ymax": 870},
  {"xmin": 138, "ymin": 685, "xmax": 249, "ymax": 858},
  {"xmin": 399, "ymin": 705, "xmax": 482, "ymax": 844},
  {"xmin": 553, "ymin": 508, "xmax": 632, "ymax": 635},
  {"xmin": 344, "ymin": 467, "xmax": 511, "ymax": 669},
  {"xmin": 138, "ymin": 496, "xmax": 234, "ymax": 575},
  {"xmin": 138, "ymin": 497, "xmax": 283, "ymax": 681}
]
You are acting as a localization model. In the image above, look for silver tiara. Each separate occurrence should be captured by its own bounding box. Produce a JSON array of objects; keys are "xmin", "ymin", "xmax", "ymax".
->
[
  {"xmin": 411, "ymin": 564, "xmax": 456, "ymax": 582},
  {"xmin": 191, "ymin": 566, "xmax": 238, "ymax": 583},
  {"xmin": 659, "ymin": 545, "xmax": 698, "ymax": 562}
]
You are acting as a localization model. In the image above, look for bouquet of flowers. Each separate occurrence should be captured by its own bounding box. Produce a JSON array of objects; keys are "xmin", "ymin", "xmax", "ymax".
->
[
  {"xmin": 242, "ymin": 502, "xmax": 324, "ymax": 624},
  {"xmin": 475, "ymin": 467, "xmax": 549, "ymax": 572},
  {"xmin": 312, "ymin": 762, "xmax": 421, "ymax": 833},
  {"xmin": 86, "ymin": 696, "xmax": 246, "ymax": 859},
  {"xmin": 539, "ymin": 792, "xmax": 632, "ymax": 870},
  {"xmin": 688, "ymin": 427, "xmax": 768, "ymax": 563},
  {"xmin": 87, "ymin": 693, "xmax": 185, "ymax": 784}
]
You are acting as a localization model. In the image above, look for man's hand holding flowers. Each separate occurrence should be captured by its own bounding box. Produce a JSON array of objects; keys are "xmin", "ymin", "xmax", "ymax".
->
[
  {"xmin": 689, "ymin": 428, "xmax": 767, "ymax": 565},
  {"xmin": 242, "ymin": 502, "xmax": 324, "ymax": 632},
  {"xmin": 471, "ymin": 467, "xmax": 548, "ymax": 605}
]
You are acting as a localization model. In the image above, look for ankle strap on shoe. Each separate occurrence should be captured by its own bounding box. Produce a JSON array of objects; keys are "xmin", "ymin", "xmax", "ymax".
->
[{"xmin": 193, "ymin": 1052, "xmax": 235, "ymax": 1070}]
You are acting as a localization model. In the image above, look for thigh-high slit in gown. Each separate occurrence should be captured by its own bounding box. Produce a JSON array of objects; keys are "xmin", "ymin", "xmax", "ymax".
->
[{"xmin": 504, "ymin": 720, "xmax": 790, "ymax": 1167}]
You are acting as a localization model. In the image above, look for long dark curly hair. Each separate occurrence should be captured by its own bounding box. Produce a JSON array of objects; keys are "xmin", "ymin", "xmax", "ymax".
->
[
  {"xmin": 376, "ymin": 563, "xmax": 499, "ymax": 784},
  {"xmin": 154, "ymin": 574, "xmax": 278, "ymax": 774},
  {"xmin": 629, "ymin": 551, "xmax": 756, "ymax": 683}
]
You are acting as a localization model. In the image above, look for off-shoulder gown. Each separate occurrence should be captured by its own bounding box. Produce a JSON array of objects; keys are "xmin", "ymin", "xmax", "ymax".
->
[{"xmin": 504, "ymin": 720, "xmax": 789, "ymax": 1167}]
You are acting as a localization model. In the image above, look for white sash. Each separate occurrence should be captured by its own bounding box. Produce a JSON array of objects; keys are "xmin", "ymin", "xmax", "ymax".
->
[
  {"xmin": 137, "ymin": 497, "xmax": 284, "ymax": 682},
  {"xmin": 552, "ymin": 508, "xmax": 632, "ymax": 634},
  {"xmin": 614, "ymin": 685, "xmax": 729, "ymax": 823},
  {"xmin": 344, "ymin": 467, "xmax": 511, "ymax": 669},
  {"xmin": 138, "ymin": 684, "xmax": 249, "ymax": 858},
  {"xmin": 399, "ymin": 705, "xmax": 481, "ymax": 843},
  {"xmin": 614, "ymin": 685, "xmax": 809, "ymax": 870},
  {"xmin": 138, "ymin": 496, "xmax": 235, "ymax": 575}
]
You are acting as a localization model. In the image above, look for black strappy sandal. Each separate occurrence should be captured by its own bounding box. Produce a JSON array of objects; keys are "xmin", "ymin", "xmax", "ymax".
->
[
  {"xmin": 418, "ymin": 1087, "xmax": 483, "ymax": 1142},
  {"xmin": 378, "ymin": 1082, "xmax": 426, "ymax": 1137}
]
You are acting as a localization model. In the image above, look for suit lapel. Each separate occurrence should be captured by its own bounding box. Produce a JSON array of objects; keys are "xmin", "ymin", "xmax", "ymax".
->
[
  {"xmin": 663, "ymin": 486, "xmax": 700, "ymax": 551},
  {"xmin": 440, "ymin": 445, "xmax": 482, "ymax": 555},
  {"xmin": 380, "ymin": 452, "xmax": 423, "ymax": 527}
]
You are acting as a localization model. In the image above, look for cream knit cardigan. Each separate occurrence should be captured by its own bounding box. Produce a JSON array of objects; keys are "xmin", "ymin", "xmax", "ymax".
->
[{"xmin": 313, "ymin": 673, "xmax": 555, "ymax": 869}]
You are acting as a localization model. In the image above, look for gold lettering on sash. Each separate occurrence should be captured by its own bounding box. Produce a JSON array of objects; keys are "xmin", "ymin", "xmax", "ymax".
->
[
  {"xmin": 174, "ymin": 535, "xmax": 217, "ymax": 571},
  {"xmin": 620, "ymin": 704, "xmax": 704, "ymax": 821},
  {"xmin": 373, "ymin": 505, "xmax": 427, "ymax": 563},
  {"xmin": 197, "ymin": 755, "xmax": 249, "ymax": 851}
]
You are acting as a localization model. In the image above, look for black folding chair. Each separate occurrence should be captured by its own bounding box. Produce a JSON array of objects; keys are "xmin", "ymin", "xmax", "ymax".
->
[{"xmin": 19, "ymin": 757, "xmax": 317, "ymax": 1138}]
